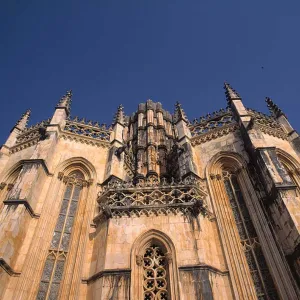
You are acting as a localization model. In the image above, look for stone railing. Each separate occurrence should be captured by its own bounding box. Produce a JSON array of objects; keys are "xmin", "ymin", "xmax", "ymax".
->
[
  {"xmin": 63, "ymin": 116, "xmax": 112, "ymax": 142},
  {"xmin": 189, "ymin": 108, "xmax": 238, "ymax": 145}
]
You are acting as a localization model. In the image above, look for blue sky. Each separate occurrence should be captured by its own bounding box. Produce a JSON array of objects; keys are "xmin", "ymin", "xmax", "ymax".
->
[{"xmin": 0, "ymin": 0, "xmax": 299, "ymax": 143}]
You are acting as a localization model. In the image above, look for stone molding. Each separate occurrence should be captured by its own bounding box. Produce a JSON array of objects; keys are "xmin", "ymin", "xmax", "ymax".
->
[
  {"xmin": 59, "ymin": 132, "xmax": 111, "ymax": 148},
  {"xmin": 9, "ymin": 138, "xmax": 39, "ymax": 154},
  {"xmin": 191, "ymin": 124, "xmax": 238, "ymax": 146},
  {"xmin": 82, "ymin": 268, "xmax": 131, "ymax": 284},
  {"xmin": 21, "ymin": 159, "xmax": 51, "ymax": 176},
  {"xmin": 57, "ymin": 171, "xmax": 93, "ymax": 187},
  {"xmin": 0, "ymin": 258, "xmax": 21, "ymax": 277},
  {"xmin": 3, "ymin": 199, "xmax": 40, "ymax": 218},
  {"xmin": 178, "ymin": 264, "xmax": 229, "ymax": 276}
]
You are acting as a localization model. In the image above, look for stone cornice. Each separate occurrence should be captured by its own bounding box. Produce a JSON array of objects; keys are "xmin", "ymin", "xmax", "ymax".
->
[
  {"xmin": 9, "ymin": 137, "xmax": 39, "ymax": 154},
  {"xmin": 3, "ymin": 199, "xmax": 40, "ymax": 218},
  {"xmin": 59, "ymin": 131, "xmax": 111, "ymax": 148},
  {"xmin": 178, "ymin": 264, "xmax": 229, "ymax": 276},
  {"xmin": 21, "ymin": 159, "xmax": 51, "ymax": 176},
  {"xmin": 191, "ymin": 124, "xmax": 238, "ymax": 146},
  {"xmin": 82, "ymin": 268, "xmax": 131, "ymax": 284}
]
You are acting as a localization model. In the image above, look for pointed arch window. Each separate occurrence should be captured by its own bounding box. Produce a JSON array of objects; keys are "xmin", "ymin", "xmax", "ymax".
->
[
  {"xmin": 223, "ymin": 171, "xmax": 279, "ymax": 299},
  {"xmin": 37, "ymin": 170, "xmax": 84, "ymax": 300},
  {"xmin": 143, "ymin": 244, "xmax": 169, "ymax": 300}
]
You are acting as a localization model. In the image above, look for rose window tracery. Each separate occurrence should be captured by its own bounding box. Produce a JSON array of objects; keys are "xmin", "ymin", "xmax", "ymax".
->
[{"xmin": 143, "ymin": 245, "xmax": 169, "ymax": 300}]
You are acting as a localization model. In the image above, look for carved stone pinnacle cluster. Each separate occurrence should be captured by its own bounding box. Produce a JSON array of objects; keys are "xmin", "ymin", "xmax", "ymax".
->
[
  {"xmin": 56, "ymin": 90, "xmax": 72, "ymax": 115},
  {"xmin": 265, "ymin": 97, "xmax": 285, "ymax": 118},
  {"xmin": 224, "ymin": 82, "xmax": 241, "ymax": 103}
]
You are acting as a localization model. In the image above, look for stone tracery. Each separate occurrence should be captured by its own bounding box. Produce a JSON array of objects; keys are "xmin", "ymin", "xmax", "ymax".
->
[{"xmin": 143, "ymin": 244, "xmax": 169, "ymax": 300}]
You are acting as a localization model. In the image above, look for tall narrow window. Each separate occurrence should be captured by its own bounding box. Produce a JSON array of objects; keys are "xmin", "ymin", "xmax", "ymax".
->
[
  {"xmin": 143, "ymin": 244, "xmax": 169, "ymax": 300},
  {"xmin": 37, "ymin": 171, "xmax": 85, "ymax": 300},
  {"xmin": 223, "ymin": 171, "xmax": 279, "ymax": 300}
]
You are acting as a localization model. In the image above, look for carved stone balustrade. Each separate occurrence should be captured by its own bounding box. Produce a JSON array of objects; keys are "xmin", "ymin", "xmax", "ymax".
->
[{"xmin": 94, "ymin": 176, "xmax": 213, "ymax": 223}]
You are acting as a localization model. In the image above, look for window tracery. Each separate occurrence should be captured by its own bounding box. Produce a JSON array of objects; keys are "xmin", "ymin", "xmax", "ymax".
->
[
  {"xmin": 223, "ymin": 171, "xmax": 279, "ymax": 299},
  {"xmin": 36, "ymin": 170, "xmax": 84, "ymax": 300},
  {"xmin": 142, "ymin": 244, "xmax": 169, "ymax": 300}
]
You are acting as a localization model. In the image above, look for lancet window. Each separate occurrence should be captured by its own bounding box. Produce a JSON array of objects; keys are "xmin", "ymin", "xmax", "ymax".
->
[
  {"xmin": 36, "ymin": 170, "xmax": 84, "ymax": 300},
  {"xmin": 223, "ymin": 171, "xmax": 279, "ymax": 299},
  {"xmin": 143, "ymin": 244, "xmax": 169, "ymax": 300}
]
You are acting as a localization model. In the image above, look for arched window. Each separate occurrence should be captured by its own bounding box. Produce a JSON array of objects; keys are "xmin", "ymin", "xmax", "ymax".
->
[
  {"xmin": 143, "ymin": 243, "xmax": 169, "ymax": 300},
  {"xmin": 207, "ymin": 152, "xmax": 298, "ymax": 299},
  {"xmin": 131, "ymin": 230, "xmax": 179, "ymax": 300},
  {"xmin": 223, "ymin": 171, "xmax": 279, "ymax": 299},
  {"xmin": 36, "ymin": 170, "xmax": 85, "ymax": 300}
]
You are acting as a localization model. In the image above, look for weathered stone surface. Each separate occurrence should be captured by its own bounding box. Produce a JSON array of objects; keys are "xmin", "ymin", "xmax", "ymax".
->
[{"xmin": 0, "ymin": 86, "xmax": 300, "ymax": 299}]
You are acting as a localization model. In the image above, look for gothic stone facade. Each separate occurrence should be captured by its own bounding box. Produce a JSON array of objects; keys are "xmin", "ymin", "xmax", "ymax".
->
[{"xmin": 1, "ymin": 84, "xmax": 300, "ymax": 300}]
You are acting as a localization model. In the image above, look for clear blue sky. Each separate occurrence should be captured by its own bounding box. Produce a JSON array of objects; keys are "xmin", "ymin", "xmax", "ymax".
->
[{"xmin": 1, "ymin": 1, "xmax": 299, "ymax": 143}]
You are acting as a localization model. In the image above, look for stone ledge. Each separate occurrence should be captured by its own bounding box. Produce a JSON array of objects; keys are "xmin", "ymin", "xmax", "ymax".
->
[
  {"xmin": 21, "ymin": 159, "xmax": 52, "ymax": 176},
  {"xmin": 82, "ymin": 268, "xmax": 131, "ymax": 284},
  {"xmin": 0, "ymin": 258, "xmax": 21, "ymax": 277},
  {"xmin": 179, "ymin": 264, "xmax": 229, "ymax": 276},
  {"xmin": 3, "ymin": 199, "xmax": 40, "ymax": 219}
]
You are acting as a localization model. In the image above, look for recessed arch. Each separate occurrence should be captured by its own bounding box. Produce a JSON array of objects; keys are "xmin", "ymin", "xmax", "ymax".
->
[
  {"xmin": 206, "ymin": 151, "xmax": 295, "ymax": 299},
  {"xmin": 0, "ymin": 161, "xmax": 23, "ymax": 183},
  {"xmin": 206, "ymin": 151, "xmax": 248, "ymax": 177},
  {"xmin": 131, "ymin": 229, "xmax": 177, "ymax": 260},
  {"xmin": 54, "ymin": 156, "xmax": 97, "ymax": 181},
  {"xmin": 276, "ymin": 148, "xmax": 300, "ymax": 193},
  {"xmin": 276, "ymin": 148, "xmax": 300, "ymax": 171}
]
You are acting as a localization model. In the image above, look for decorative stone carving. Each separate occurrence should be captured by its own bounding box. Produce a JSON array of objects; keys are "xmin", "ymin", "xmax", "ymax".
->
[
  {"xmin": 136, "ymin": 255, "xmax": 143, "ymax": 266},
  {"xmin": 64, "ymin": 118, "xmax": 111, "ymax": 142},
  {"xmin": 95, "ymin": 174, "xmax": 213, "ymax": 220},
  {"xmin": 7, "ymin": 183, "xmax": 14, "ymax": 191},
  {"xmin": 165, "ymin": 252, "xmax": 172, "ymax": 264},
  {"xmin": 58, "ymin": 172, "xmax": 64, "ymax": 180},
  {"xmin": 0, "ymin": 182, "xmax": 6, "ymax": 190}
]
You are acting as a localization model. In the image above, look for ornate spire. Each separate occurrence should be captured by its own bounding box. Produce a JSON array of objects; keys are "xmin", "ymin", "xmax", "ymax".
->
[
  {"xmin": 224, "ymin": 82, "xmax": 241, "ymax": 103},
  {"xmin": 113, "ymin": 104, "xmax": 125, "ymax": 126},
  {"xmin": 174, "ymin": 101, "xmax": 188, "ymax": 123},
  {"xmin": 14, "ymin": 109, "xmax": 31, "ymax": 131},
  {"xmin": 265, "ymin": 97, "xmax": 285, "ymax": 118},
  {"xmin": 56, "ymin": 90, "xmax": 72, "ymax": 115}
]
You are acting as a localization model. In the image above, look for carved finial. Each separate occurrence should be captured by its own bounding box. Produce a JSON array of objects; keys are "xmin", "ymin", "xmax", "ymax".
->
[
  {"xmin": 265, "ymin": 97, "xmax": 285, "ymax": 118},
  {"xmin": 14, "ymin": 109, "xmax": 31, "ymax": 131},
  {"xmin": 224, "ymin": 82, "xmax": 241, "ymax": 103},
  {"xmin": 174, "ymin": 101, "xmax": 188, "ymax": 123},
  {"xmin": 113, "ymin": 104, "xmax": 125, "ymax": 126},
  {"xmin": 56, "ymin": 90, "xmax": 72, "ymax": 115}
]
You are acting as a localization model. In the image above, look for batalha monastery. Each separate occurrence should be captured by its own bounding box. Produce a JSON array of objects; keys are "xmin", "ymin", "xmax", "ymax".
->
[{"xmin": 1, "ymin": 83, "xmax": 300, "ymax": 300}]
